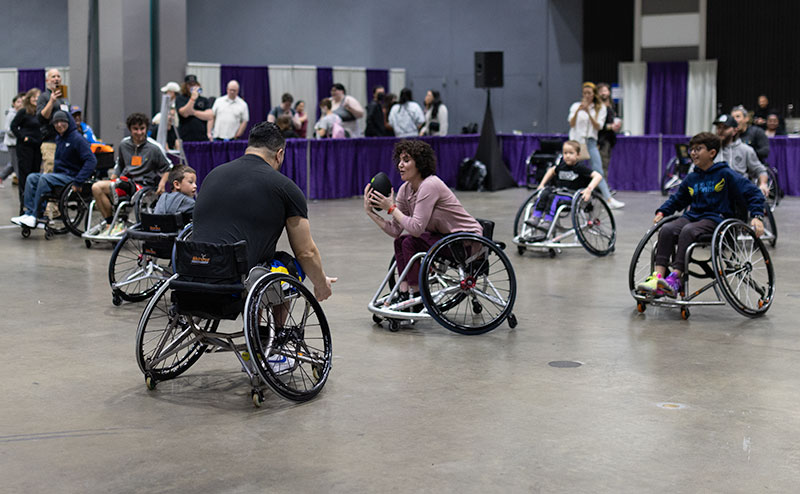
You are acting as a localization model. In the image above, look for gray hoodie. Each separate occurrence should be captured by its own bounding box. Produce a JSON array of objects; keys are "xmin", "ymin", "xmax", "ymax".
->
[{"xmin": 714, "ymin": 138, "xmax": 767, "ymax": 180}]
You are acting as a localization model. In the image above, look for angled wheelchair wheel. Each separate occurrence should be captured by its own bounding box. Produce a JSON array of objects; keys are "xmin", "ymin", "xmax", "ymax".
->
[
  {"xmin": 628, "ymin": 216, "xmax": 679, "ymax": 293},
  {"xmin": 571, "ymin": 191, "xmax": 616, "ymax": 256},
  {"xmin": 765, "ymin": 166, "xmax": 782, "ymax": 210},
  {"xmin": 763, "ymin": 207, "xmax": 777, "ymax": 247},
  {"xmin": 711, "ymin": 220, "xmax": 775, "ymax": 318},
  {"xmin": 512, "ymin": 189, "xmax": 543, "ymax": 238},
  {"xmin": 419, "ymin": 233, "xmax": 516, "ymax": 335},
  {"xmin": 245, "ymin": 273, "xmax": 332, "ymax": 402},
  {"xmin": 136, "ymin": 280, "xmax": 217, "ymax": 382},
  {"xmin": 133, "ymin": 188, "xmax": 159, "ymax": 223},
  {"xmin": 109, "ymin": 233, "xmax": 172, "ymax": 302},
  {"xmin": 60, "ymin": 184, "xmax": 92, "ymax": 236},
  {"xmin": 660, "ymin": 157, "xmax": 691, "ymax": 196}
]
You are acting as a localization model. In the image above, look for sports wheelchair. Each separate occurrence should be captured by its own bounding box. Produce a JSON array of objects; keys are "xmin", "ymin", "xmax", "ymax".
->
[
  {"xmin": 108, "ymin": 212, "xmax": 192, "ymax": 306},
  {"xmin": 512, "ymin": 188, "xmax": 616, "ymax": 257},
  {"xmin": 368, "ymin": 220, "xmax": 518, "ymax": 335},
  {"xmin": 661, "ymin": 143, "xmax": 784, "ymax": 210},
  {"xmin": 18, "ymin": 179, "xmax": 103, "ymax": 240},
  {"xmin": 137, "ymin": 240, "xmax": 332, "ymax": 406},
  {"xmin": 629, "ymin": 215, "xmax": 775, "ymax": 320},
  {"xmin": 82, "ymin": 180, "xmax": 159, "ymax": 248}
]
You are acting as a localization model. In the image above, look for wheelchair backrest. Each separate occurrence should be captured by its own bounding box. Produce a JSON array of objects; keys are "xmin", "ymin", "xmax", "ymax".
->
[
  {"xmin": 174, "ymin": 239, "xmax": 249, "ymax": 284},
  {"xmin": 674, "ymin": 143, "xmax": 692, "ymax": 166},
  {"xmin": 140, "ymin": 212, "xmax": 192, "ymax": 234},
  {"xmin": 476, "ymin": 218, "xmax": 494, "ymax": 240}
]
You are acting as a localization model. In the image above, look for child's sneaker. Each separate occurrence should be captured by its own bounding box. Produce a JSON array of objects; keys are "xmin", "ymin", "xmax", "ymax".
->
[
  {"xmin": 524, "ymin": 216, "xmax": 541, "ymax": 228},
  {"xmin": 658, "ymin": 271, "xmax": 682, "ymax": 298},
  {"xmin": 637, "ymin": 271, "xmax": 664, "ymax": 295},
  {"xmin": 110, "ymin": 222, "xmax": 126, "ymax": 236}
]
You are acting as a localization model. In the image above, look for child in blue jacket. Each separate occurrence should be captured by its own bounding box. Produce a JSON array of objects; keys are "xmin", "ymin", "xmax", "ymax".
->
[{"xmin": 637, "ymin": 132, "xmax": 765, "ymax": 297}]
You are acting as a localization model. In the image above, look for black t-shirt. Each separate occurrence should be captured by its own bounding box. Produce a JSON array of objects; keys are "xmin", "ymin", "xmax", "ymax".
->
[
  {"xmin": 192, "ymin": 154, "xmax": 308, "ymax": 270},
  {"xmin": 553, "ymin": 161, "xmax": 594, "ymax": 190},
  {"xmin": 175, "ymin": 93, "xmax": 211, "ymax": 142},
  {"xmin": 597, "ymin": 104, "xmax": 617, "ymax": 147}
]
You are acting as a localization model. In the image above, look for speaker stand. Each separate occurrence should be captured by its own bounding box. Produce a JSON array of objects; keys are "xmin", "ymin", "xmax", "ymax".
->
[{"xmin": 473, "ymin": 89, "xmax": 517, "ymax": 191}]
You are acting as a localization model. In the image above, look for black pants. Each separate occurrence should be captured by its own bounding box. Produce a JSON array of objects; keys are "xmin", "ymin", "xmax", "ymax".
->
[
  {"xmin": 655, "ymin": 217, "xmax": 717, "ymax": 273},
  {"xmin": 16, "ymin": 142, "xmax": 42, "ymax": 215}
]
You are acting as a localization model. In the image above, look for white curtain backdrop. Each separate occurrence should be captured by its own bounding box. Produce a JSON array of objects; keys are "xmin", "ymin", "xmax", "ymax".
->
[
  {"xmin": 685, "ymin": 60, "xmax": 717, "ymax": 135},
  {"xmin": 267, "ymin": 65, "xmax": 294, "ymax": 113},
  {"xmin": 0, "ymin": 68, "xmax": 18, "ymax": 118},
  {"xmin": 291, "ymin": 65, "xmax": 317, "ymax": 137},
  {"xmin": 332, "ymin": 66, "xmax": 367, "ymax": 135},
  {"xmin": 389, "ymin": 68, "xmax": 406, "ymax": 95},
  {"xmin": 619, "ymin": 62, "xmax": 647, "ymax": 135},
  {"xmin": 185, "ymin": 62, "xmax": 221, "ymax": 99}
]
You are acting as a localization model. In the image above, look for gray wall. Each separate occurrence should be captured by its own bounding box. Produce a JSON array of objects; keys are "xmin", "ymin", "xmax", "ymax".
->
[
  {"xmin": 0, "ymin": 0, "xmax": 69, "ymax": 68},
  {"xmin": 186, "ymin": 0, "xmax": 583, "ymax": 134}
]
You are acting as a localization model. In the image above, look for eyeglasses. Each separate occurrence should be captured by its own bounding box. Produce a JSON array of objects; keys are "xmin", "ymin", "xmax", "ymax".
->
[{"xmin": 688, "ymin": 146, "xmax": 706, "ymax": 154}]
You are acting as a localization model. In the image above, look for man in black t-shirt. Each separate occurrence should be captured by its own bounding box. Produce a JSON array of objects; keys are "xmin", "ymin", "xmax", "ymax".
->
[
  {"xmin": 192, "ymin": 122, "xmax": 336, "ymax": 301},
  {"xmin": 175, "ymin": 74, "xmax": 213, "ymax": 142}
]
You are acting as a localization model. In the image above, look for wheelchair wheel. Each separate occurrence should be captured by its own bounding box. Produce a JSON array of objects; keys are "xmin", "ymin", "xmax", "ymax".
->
[
  {"xmin": 628, "ymin": 216, "xmax": 679, "ymax": 293},
  {"xmin": 109, "ymin": 234, "xmax": 172, "ymax": 303},
  {"xmin": 59, "ymin": 184, "xmax": 93, "ymax": 236},
  {"xmin": 571, "ymin": 191, "xmax": 615, "ymax": 256},
  {"xmin": 512, "ymin": 189, "xmax": 544, "ymax": 240},
  {"xmin": 762, "ymin": 207, "xmax": 777, "ymax": 247},
  {"xmin": 136, "ymin": 280, "xmax": 216, "ymax": 382},
  {"xmin": 419, "ymin": 233, "xmax": 516, "ymax": 335},
  {"xmin": 711, "ymin": 220, "xmax": 775, "ymax": 318},
  {"xmin": 133, "ymin": 188, "xmax": 159, "ymax": 223},
  {"xmin": 765, "ymin": 167, "xmax": 782, "ymax": 210},
  {"xmin": 660, "ymin": 157, "xmax": 682, "ymax": 196},
  {"xmin": 245, "ymin": 272, "xmax": 332, "ymax": 402}
]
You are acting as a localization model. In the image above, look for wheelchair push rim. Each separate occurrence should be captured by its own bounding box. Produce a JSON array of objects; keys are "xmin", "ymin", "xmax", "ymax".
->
[
  {"xmin": 419, "ymin": 233, "xmax": 516, "ymax": 335},
  {"xmin": 571, "ymin": 189, "xmax": 616, "ymax": 256}
]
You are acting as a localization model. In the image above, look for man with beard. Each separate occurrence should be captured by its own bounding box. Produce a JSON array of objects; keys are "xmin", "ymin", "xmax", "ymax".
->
[
  {"xmin": 713, "ymin": 114, "xmax": 769, "ymax": 197},
  {"xmin": 731, "ymin": 105, "xmax": 769, "ymax": 162}
]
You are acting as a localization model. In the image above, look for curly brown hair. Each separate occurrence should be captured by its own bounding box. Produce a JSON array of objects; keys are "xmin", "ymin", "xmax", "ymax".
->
[{"xmin": 392, "ymin": 140, "xmax": 436, "ymax": 178}]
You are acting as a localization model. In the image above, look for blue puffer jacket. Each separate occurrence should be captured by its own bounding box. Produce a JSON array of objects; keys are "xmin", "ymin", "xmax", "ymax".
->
[
  {"xmin": 55, "ymin": 113, "xmax": 96, "ymax": 183},
  {"xmin": 657, "ymin": 161, "xmax": 765, "ymax": 223}
]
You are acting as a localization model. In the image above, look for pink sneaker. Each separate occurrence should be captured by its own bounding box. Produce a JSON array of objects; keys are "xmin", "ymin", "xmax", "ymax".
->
[{"xmin": 658, "ymin": 272, "xmax": 682, "ymax": 298}]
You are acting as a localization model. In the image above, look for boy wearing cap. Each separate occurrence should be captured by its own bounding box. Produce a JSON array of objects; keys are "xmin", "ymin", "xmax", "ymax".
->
[
  {"xmin": 713, "ymin": 114, "xmax": 769, "ymax": 197},
  {"xmin": 70, "ymin": 105, "xmax": 101, "ymax": 144},
  {"xmin": 11, "ymin": 111, "xmax": 96, "ymax": 228},
  {"xmin": 175, "ymin": 75, "xmax": 213, "ymax": 142}
]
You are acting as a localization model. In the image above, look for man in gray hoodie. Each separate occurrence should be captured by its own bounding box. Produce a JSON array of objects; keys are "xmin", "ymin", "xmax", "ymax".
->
[{"xmin": 713, "ymin": 114, "xmax": 769, "ymax": 197}]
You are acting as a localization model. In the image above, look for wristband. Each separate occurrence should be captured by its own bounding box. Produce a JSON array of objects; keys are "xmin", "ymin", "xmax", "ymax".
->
[{"xmin": 387, "ymin": 205, "xmax": 396, "ymax": 215}]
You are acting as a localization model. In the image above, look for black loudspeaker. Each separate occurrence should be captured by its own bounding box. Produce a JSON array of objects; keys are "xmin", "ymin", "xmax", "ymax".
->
[{"xmin": 474, "ymin": 51, "xmax": 503, "ymax": 88}]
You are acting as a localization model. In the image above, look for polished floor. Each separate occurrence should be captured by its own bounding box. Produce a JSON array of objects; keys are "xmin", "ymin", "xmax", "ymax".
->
[{"xmin": 1, "ymin": 182, "xmax": 798, "ymax": 493}]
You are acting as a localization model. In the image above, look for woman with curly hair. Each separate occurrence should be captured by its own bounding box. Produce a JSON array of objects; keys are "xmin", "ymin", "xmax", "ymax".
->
[{"xmin": 364, "ymin": 139, "xmax": 482, "ymax": 298}]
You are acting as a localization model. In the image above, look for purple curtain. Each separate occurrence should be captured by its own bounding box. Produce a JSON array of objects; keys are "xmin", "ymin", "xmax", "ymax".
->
[
  {"xmin": 645, "ymin": 62, "xmax": 688, "ymax": 135},
  {"xmin": 220, "ymin": 65, "xmax": 270, "ymax": 137},
  {"xmin": 18, "ymin": 69, "xmax": 45, "ymax": 93},
  {"xmin": 768, "ymin": 136, "xmax": 800, "ymax": 196},
  {"xmin": 365, "ymin": 69, "xmax": 389, "ymax": 101},
  {"xmin": 316, "ymin": 67, "xmax": 333, "ymax": 120}
]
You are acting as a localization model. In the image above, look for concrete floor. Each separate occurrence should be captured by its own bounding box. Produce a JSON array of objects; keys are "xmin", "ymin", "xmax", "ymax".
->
[{"xmin": 1, "ymin": 181, "xmax": 798, "ymax": 493}]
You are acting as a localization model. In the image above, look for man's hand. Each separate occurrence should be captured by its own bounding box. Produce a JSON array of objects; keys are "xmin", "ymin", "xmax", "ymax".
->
[
  {"xmin": 314, "ymin": 276, "xmax": 337, "ymax": 302},
  {"xmin": 50, "ymin": 89, "xmax": 61, "ymax": 102},
  {"xmin": 190, "ymin": 87, "xmax": 199, "ymax": 101},
  {"xmin": 653, "ymin": 212, "xmax": 664, "ymax": 224},
  {"xmin": 72, "ymin": 184, "xmax": 81, "ymax": 194},
  {"xmin": 759, "ymin": 183, "xmax": 770, "ymax": 198},
  {"xmin": 750, "ymin": 217, "xmax": 764, "ymax": 237}
]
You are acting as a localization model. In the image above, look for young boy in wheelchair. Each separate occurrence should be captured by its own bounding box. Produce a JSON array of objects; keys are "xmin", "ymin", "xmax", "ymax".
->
[
  {"xmin": 637, "ymin": 132, "xmax": 765, "ymax": 297},
  {"xmin": 91, "ymin": 112, "xmax": 171, "ymax": 236},
  {"xmin": 153, "ymin": 165, "xmax": 196, "ymax": 215},
  {"xmin": 524, "ymin": 139, "xmax": 602, "ymax": 240}
]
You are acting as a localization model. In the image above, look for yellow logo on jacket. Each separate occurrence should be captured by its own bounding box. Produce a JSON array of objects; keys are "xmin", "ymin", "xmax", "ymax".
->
[{"xmin": 714, "ymin": 178, "xmax": 725, "ymax": 192}]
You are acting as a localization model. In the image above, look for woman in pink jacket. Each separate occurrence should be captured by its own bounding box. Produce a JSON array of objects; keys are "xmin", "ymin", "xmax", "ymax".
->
[{"xmin": 364, "ymin": 140, "xmax": 482, "ymax": 300}]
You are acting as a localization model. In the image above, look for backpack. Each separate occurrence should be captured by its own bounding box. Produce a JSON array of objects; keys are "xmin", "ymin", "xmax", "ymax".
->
[{"xmin": 456, "ymin": 158, "xmax": 487, "ymax": 191}]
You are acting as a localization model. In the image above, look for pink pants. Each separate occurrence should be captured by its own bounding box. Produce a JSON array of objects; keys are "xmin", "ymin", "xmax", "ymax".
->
[{"xmin": 393, "ymin": 232, "xmax": 443, "ymax": 288}]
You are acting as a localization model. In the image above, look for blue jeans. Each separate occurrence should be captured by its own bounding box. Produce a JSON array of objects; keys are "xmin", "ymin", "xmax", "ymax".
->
[
  {"xmin": 586, "ymin": 138, "xmax": 611, "ymax": 200},
  {"xmin": 23, "ymin": 172, "xmax": 73, "ymax": 218}
]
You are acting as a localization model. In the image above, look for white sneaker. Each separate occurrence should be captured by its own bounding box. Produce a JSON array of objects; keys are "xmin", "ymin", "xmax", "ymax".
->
[
  {"xmin": 11, "ymin": 214, "xmax": 37, "ymax": 228},
  {"xmin": 268, "ymin": 352, "xmax": 295, "ymax": 375},
  {"xmin": 607, "ymin": 197, "xmax": 625, "ymax": 209}
]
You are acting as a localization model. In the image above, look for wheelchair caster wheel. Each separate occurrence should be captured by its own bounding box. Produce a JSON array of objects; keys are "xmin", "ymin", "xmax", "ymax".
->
[
  {"xmin": 112, "ymin": 294, "xmax": 122, "ymax": 306},
  {"xmin": 44, "ymin": 228, "xmax": 53, "ymax": 240},
  {"xmin": 372, "ymin": 314, "xmax": 383, "ymax": 325},
  {"xmin": 548, "ymin": 248, "xmax": 556, "ymax": 258},
  {"xmin": 472, "ymin": 300, "xmax": 483, "ymax": 314},
  {"xmin": 84, "ymin": 239, "xmax": 92, "ymax": 249},
  {"xmin": 517, "ymin": 246, "xmax": 526, "ymax": 255},
  {"xmin": 507, "ymin": 313, "xmax": 518, "ymax": 329},
  {"xmin": 21, "ymin": 227, "xmax": 31, "ymax": 238},
  {"xmin": 252, "ymin": 390, "xmax": 265, "ymax": 408},
  {"xmin": 144, "ymin": 375, "xmax": 157, "ymax": 390},
  {"xmin": 388, "ymin": 319, "xmax": 400, "ymax": 332},
  {"xmin": 637, "ymin": 302, "xmax": 646, "ymax": 313},
  {"xmin": 681, "ymin": 308, "xmax": 690, "ymax": 320}
]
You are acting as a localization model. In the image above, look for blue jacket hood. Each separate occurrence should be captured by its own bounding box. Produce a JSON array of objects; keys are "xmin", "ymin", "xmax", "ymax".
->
[{"xmin": 55, "ymin": 112, "xmax": 96, "ymax": 182}]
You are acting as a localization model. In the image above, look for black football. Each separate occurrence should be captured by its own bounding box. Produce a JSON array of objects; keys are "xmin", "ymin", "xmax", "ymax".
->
[{"xmin": 369, "ymin": 172, "xmax": 392, "ymax": 210}]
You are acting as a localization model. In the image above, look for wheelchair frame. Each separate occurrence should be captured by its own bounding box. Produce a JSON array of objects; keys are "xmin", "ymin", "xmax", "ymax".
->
[
  {"xmin": 82, "ymin": 186, "xmax": 159, "ymax": 248},
  {"xmin": 629, "ymin": 215, "xmax": 775, "ymax": 320},
  {"xmin": 513, "ymin": 187, "xmax": 616, "ymax": 258},
  {"xmin": 367, "ymin": 231, "xmax": 517, "ymax": 335}
]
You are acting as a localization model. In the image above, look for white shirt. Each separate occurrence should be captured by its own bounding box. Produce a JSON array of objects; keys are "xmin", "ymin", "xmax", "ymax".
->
[
  {"xmin": 211, "ymin": 96, "xmax": 249, "ymax": 139},
  {"xmin": 568, "ymin": 102, "xmax": 606, "ymax": 142},
  {"xmin": 388, "ymin": 102, "xmax": 425, "ymax": 137}
]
